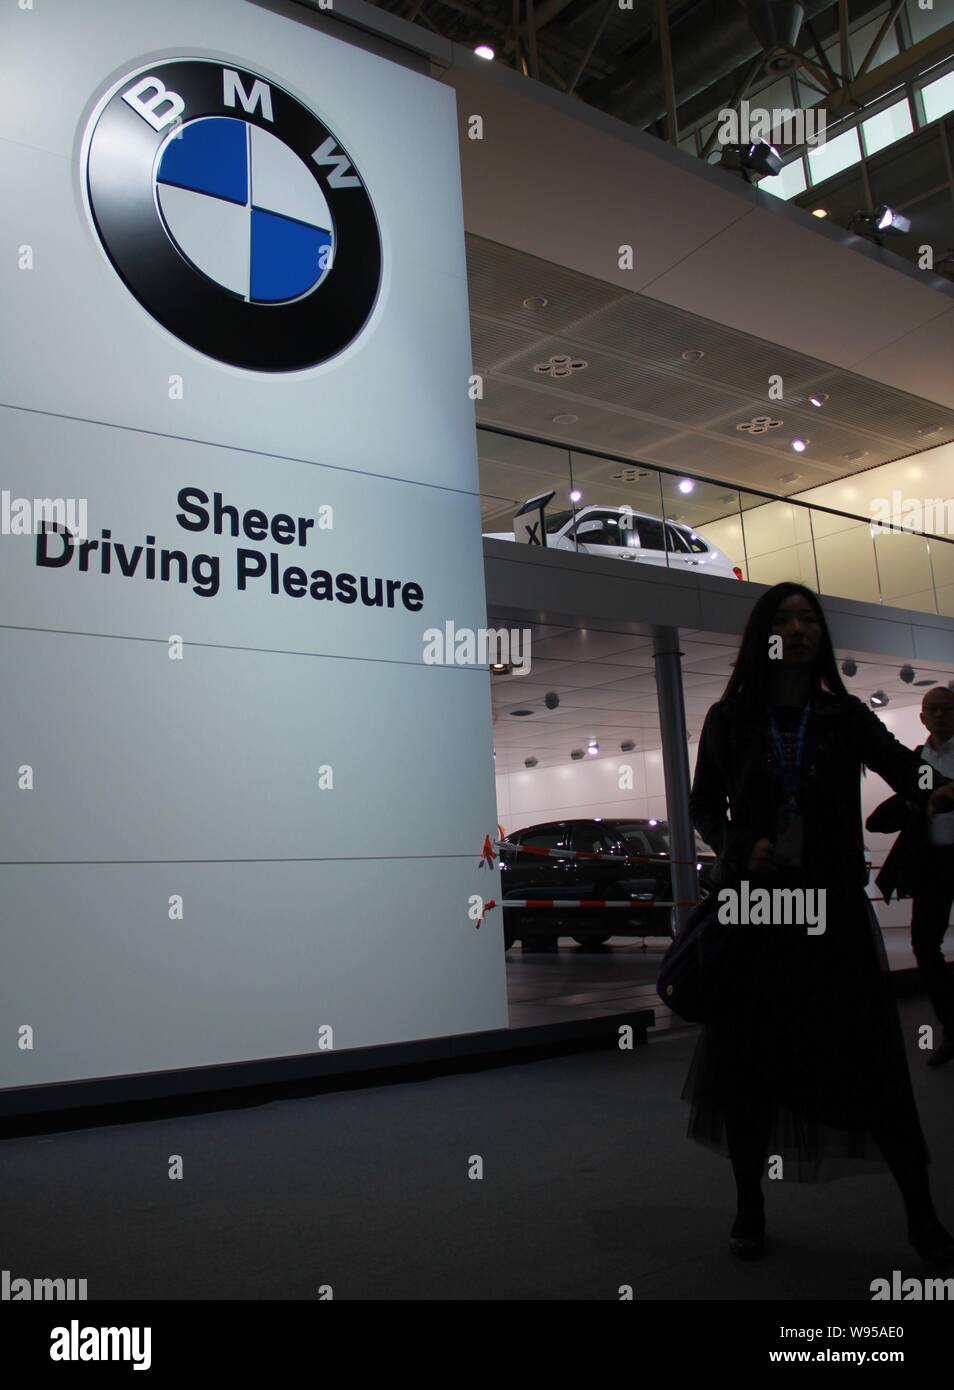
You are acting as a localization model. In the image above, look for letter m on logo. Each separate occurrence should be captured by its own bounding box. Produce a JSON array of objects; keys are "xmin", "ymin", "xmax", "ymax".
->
[{"xmin": 223, "ymin": 69, "xmax": 274, "ymax": 122}]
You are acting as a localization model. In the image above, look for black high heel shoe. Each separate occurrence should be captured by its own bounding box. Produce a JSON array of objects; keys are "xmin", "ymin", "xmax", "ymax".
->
[
  {"xmin": 908, "ymin": 1217, "xmax": 954, "ymax": 1265},
  {"xmin": 729, "ymin": 1207, "xmax": 766, "ymax": 1260}
]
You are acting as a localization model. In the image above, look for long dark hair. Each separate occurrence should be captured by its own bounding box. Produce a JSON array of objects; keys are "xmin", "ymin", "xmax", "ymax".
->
[{"xmin": 722, "ymin": 582, "xmax": 849, "ymax": 710}]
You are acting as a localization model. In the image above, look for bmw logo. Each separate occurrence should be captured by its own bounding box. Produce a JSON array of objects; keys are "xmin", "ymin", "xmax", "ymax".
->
[{"xmin": 84, "ymin": 59, "xmax": 382, "ymax": 371}]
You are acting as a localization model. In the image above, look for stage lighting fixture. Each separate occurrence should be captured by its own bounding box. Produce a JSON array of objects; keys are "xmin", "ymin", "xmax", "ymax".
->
[
  {"xmin": 841, "ymin": 659, "xmax": 858, "ymax": 677},
  {"xmin": 870, "ymin": 691, "xmax": 889, "ymax": 708},
  {"xmin": 850, "ymin": 206, "xmax": 911, "ymax": 244},
  {"xmin": 899, "ymin": 665, "xmax": 915, "ymax": 684},
  {"xmin": 718, "ymin": 140, "xmax": 782, "ymax": 182}
]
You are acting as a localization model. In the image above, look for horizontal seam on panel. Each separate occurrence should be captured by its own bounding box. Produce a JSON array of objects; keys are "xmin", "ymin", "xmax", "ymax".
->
[
  {"xmin": 0, "ymin": 623, "xmax": 492, "ymax": 670},
  {"xmin": 0, "ymin": 401, "xmax": 481, "ymax": 501}
]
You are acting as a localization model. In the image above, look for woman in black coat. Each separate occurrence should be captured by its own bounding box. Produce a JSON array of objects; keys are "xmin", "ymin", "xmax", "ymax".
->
[{"xmin": 684, "ymin": 581, "xmax": 954, "ymax": 1262}]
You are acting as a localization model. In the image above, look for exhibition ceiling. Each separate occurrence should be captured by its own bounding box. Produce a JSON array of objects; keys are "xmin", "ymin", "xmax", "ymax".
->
[{"xmin": 489, "ymin": 622, "xmax": 954, "ymax": 772}]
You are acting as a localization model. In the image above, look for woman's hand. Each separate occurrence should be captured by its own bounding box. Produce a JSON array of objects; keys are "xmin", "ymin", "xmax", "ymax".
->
[
  {"xmin": 747, "ymin": 837, "xmax": 776, "ymax": 873},
  {"xmin": 927, "ymin": 784, "xmax": 954, "ymax": 816}
]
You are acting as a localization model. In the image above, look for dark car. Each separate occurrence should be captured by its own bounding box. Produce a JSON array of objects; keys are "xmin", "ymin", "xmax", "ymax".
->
[{"xmin": 498, "ymin": 818, "xmax": 715, "ymax": 950}]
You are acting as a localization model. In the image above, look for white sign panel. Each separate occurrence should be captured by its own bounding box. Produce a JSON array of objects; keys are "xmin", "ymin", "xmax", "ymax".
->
[{"xmin": 0, "ymin": 0, "xmax": 506, "ymax": 1091}]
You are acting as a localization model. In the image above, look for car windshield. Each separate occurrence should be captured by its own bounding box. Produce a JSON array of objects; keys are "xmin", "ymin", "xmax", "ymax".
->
[{"xmin": 543, "ymin": 507, "xmax": 575, "ymax": 534}]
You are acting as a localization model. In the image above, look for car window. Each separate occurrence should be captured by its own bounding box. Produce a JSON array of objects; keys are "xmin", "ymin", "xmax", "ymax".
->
[
  {"xmin": 666, "ymin": 524, "xmax": 690, "ymax": 554},
  {"xmin": 519, "ymin": 827, "xmax": 567, "ymax": 850},
  {"xmin": 682, "ymin": 529, "xmax": 709, "ymax": 554},
  {"xmin": 570, "ymin": 825, "xmax": 614, "ymax": 854},
  {"xmin": 571, "ymin": 511, "xmax": 633, "ymax": 547},
  {"xmin": 632, "ymin": 517, "xmax": 667, "ymax": 551}
]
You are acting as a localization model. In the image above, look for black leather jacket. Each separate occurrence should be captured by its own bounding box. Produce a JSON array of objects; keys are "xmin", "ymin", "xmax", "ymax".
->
[{"xmin": 690, "ymin": 692, "xmax": 942, "ymax": 891}]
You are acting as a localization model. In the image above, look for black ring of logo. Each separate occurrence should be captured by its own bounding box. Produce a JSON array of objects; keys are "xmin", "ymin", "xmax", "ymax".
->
[{"xmin": 86, "ymin": 59, "xmax": 382, "ymax": 372}]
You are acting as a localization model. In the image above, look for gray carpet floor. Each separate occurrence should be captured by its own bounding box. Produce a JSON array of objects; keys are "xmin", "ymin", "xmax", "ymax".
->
[{"xmin": 1, "ymin": 997, "xmax": 951, "ymax": 1300}]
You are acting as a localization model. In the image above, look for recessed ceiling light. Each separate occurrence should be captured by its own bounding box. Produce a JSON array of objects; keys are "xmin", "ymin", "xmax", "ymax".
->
[
  {"xmin": 812, "ymin": 208, "xmax": 829, "ymax": 218},
  {"xmin": 917, "ymin": 424, "xmax": 941, "ymax": 436},
  {"xmin": 843, "ymin": 449, "xmax": 869, "ymax": 461},
  {"xmin": 779, "ymin": 471, "xmax": 803, "ymax": 483},
  {"xmin": 569, "ymin": 488, "xmax": 582, "ymax": 502},
  {"xmin": 522, "ymin": 295, "xmax": 549, "ymax": 310},
  {"xmin": 792, "ymin": 438, "xmax": 809, "ymax": 452},
  {"xmin": 681, "ymin": 349, "xmax": 705, "ymax": 362},
  {"xmin": 587, "ymin": 740, "xmax": 599, "ymax": 755},
  {"xmin": 678, "ymin": 478, "xmax": 695, "ymax": 494},
  {"xmin": 552, "ymin": 413, "xmax": 578, "ymax": 425},
  {"xmin": 474, "ymin": 44, "xmax": 495, "ymax": 60},
  {"xmin": 808, "ymin": 392, "xmax": 829, "ymax": 407},
  {"xmin": 870, "ymin": 690, "xmax": 889, "ymax": 707}
]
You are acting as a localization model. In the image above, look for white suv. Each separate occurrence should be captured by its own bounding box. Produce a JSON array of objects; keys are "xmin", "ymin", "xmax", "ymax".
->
[{"xmin": 485, "ymin": 504, "xmax": 742, "ymax": 580}]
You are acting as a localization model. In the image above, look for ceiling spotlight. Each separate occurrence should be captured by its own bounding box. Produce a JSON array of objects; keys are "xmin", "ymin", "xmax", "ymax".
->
[
  {"xmin": 870, "ymin": 690, "xmax": 889, "ymax": 707},
  {"xmin": 899, "ymin": 665, "xmax": 916, "ymax": 684},
  {"xmin": 850, "ymin": 206, "xmax": 911, "ymax": 244},
  {"xmin": 587, "ymin": 741, "xmax": 599, "ymax": 755},
  {"xmin": 522, "ymin": 295, "xmax": 548, "ymax": 310},
  {"xmin": 569, "ymin": 488, "xmax": 582, "ymax": 503},
  {"xmin": 620, "ymin": 739, "xmax": 635, "ymax": 752},
  {"xmin": 718, "ymin": 140, "xmax": 782, "ymax": 182},
  {"xmin": 648, "ymin": 818, "xmax": 659, "ymax": 827},
  {"xmin": 808, "ymin": 393, "xmax": 829, "ymax": 408},
  {"xmin": 524, "ymin": 756, "xmax": 538, "ymax": 768},
  {"xmin": 552, "ymin": 413, "xmax": 578, "ymax": 425},
  {"xmin": 812, "ymin": 208, "xmax": 829, "ymax": 218},
  {"xmin": 916, "ymin": 425, "xmax": 941, "ymax": 437},
  {"xmin": 474, "ymin": 45, "xmax": 495, "ymax": 60},
  {"xmin": 510, "ymin": 708, "xmax": 533, "ymax": 717},
  {"xmin": 544, "ymin": 691, "xmax": 560, "ymax": 710},
  {"xmin": 843, "ymin": 449, "xmax": 868, "ymax": 462},
  {"xmin": 570, "ymin": 748, "xmax": 584, "ymax": 760},
  {"xmin": 841, "ymin": 658, "xmax": 858, "ymax": 677},
  {"xmin": 678, "ymin": 478, "xmax": 695, "ymax": 494},
  {"xmin": 779, "ymin": 471, "xmax": 802, "ymax": 483},
  {"xmin": 681, "ymin": 349, "xmax": 705, "ymax": 362},
  {"xmin": 792, "ymin": 438, "xmax": 809, "ymax": 453},
  {"xmin": 491, "ymin": 662, "xmax": 511, "ymax": 673}
]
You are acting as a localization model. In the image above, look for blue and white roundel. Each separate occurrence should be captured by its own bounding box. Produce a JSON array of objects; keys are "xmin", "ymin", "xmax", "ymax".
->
[
  {"xmin": 85, "ymin": 59, "xmax": 381, "ymax": 370},
  {"xmin": 155, "ymin": 116, "xmax": 334, "ymax": 303}
]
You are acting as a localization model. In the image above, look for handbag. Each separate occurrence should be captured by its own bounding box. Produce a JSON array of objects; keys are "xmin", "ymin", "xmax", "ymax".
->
[{"xmin": 656, "ymin": 894, "xmax": 729, "ymax": 1023}]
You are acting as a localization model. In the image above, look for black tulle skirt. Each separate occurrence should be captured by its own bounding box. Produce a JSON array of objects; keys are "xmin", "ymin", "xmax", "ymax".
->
[{"xmin": 680, "ymin": 881, "xmax": 929, "ymax": 1182}]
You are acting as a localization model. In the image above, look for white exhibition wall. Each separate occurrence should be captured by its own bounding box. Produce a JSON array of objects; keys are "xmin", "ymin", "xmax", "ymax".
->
[
  {"xmin": 0, "ymin": 0, "xmax": 506, "ymax": 1091},
  {"xmin": 702, "ymin": 442, "xmax": 954, "ymax": 614},
  {"xmin": 497, "ymin": 701, "xmax": 938, "ymax": 932}
]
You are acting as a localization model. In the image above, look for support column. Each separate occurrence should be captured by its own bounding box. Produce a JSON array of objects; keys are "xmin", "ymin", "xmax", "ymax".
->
[{"xmin": 652, "ymin": 626, "xmax": 695, "ymax": 934}]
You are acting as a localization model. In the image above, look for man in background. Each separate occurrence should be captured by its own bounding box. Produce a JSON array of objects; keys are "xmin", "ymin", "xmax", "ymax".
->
[
  {"xmin": 868, "ymin": 686, "xmax": 954, "ymax": 1066},
  {"xmin": 915, "ymin": 687, "xmax": 954, "ymax": 1066}
]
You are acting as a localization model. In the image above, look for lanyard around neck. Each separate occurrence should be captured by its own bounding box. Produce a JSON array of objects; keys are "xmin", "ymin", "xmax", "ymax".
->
[{"xmin": 768, "ymin": 705, "xmax": 810, "ymax": 808}]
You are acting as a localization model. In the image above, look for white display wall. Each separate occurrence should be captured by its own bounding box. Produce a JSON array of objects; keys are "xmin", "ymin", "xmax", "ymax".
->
[{"xmin": 0, "ymin": 0, "xmax": 506, "ymax": 1092}]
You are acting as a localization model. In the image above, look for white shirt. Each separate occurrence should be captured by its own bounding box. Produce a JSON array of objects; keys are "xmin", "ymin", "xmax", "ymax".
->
[{"xmin": 922, "ymin": 736, "xmax": 954, "ymax": 847}]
